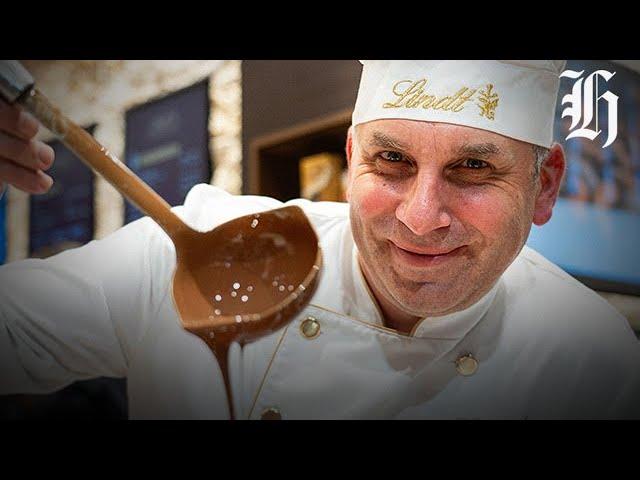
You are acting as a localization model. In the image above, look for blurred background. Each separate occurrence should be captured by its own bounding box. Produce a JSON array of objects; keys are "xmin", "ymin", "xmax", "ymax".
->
[{"xmin": 0, "ymin": 60, "xmax": 638, "ymax": 419}]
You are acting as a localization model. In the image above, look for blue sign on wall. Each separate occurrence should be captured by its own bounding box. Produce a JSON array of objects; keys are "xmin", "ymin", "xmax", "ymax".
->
[
  {"xmin": 29, "ymin": 126, "xmax": 96, "ymax": 258},
  {"xmin": 124, "ymin": 79, "xmax": 212, "ymax": 224}
]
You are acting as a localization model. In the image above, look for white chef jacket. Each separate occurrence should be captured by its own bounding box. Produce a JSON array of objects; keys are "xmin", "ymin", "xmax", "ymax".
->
[{"xmin": 1, "ymin": 184, "xmax": 639, "ymax": 419}]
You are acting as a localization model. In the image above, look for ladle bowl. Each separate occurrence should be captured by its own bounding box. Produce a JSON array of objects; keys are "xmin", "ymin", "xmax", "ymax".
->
[{"xmin": 172, "ymin": 205, "xmax": 322, "ymax": 351}]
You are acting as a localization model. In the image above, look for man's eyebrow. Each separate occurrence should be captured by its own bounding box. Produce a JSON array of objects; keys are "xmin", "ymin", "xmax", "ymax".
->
[
  {"xmin": 368, "ymin": 131, "xmax": 410, "ymax": 151},
  {"xmin": 456, "ymin": 142, "xmax": 502, "ymax": 158}
]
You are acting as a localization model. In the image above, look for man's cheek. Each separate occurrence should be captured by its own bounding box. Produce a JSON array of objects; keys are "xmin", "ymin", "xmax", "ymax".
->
[
  {"xmin": 453, "ymin": 192, "xmax": 514, "ymax": 240},
  {"xmin": 352, "ymin": 183, "xmax": 398, "ymax": 219}
]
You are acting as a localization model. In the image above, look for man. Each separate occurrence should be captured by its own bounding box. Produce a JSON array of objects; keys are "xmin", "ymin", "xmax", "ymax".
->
[{"xmin": 0, "ymin": 60, "xmax": 638, "ymax": 419}]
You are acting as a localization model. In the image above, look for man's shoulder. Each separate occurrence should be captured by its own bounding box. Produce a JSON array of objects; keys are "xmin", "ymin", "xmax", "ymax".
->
[
  {"xmin": 174, "ymin": 184, "xmax": 282, "ymax": 230},
  {"xmin": 500, "ymin": 247, "xmax": 640, "ymax": 418},
  {"xmin": 283, "ymin": 197, "xmax": 350, "ymax": 231},
  {"xmin": 512, "ymin": 245, "xmax": 590, "ymax": 292},
  {"xmin": 176, "ymin": 183, "xmax": 350, "ymax": 232},
  {"xmin": 503, "ymin": 246, "xmax": 633, "ymax": 339}
]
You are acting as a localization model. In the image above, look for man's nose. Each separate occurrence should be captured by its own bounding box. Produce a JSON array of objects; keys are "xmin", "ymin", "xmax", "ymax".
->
[{"xmin": 395, "ymin": 174, "xmax": 452, "ymax": 236}]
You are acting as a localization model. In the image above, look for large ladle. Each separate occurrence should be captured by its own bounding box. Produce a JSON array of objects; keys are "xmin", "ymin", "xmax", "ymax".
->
[{"xmin": 0, "ymin": 60, "xmax": 322, "ymax": 419}]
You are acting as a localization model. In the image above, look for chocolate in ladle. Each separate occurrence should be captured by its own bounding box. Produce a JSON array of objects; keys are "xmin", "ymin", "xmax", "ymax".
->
[{"xmin": 20, "ymin": 89, "xmax": 322, "ymax": 420}]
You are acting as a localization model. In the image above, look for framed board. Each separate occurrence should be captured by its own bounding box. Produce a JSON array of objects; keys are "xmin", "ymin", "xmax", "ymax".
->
[
  {"xmin": 29, "ymin": 125, "xmax": 96, "ymax": 259},
  {"xmin": 124, "ymin": 79, "xmax": 212, "ymax": 224}
]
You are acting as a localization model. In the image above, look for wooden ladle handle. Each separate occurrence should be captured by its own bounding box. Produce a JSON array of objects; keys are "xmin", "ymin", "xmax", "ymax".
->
[{"xmin": 20, "ymin": 88, "xmax": 190, "ymax": 239}]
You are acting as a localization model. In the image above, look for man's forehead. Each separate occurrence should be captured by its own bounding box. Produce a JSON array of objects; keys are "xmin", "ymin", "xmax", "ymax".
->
[{"xmin": 356, "ymin": 120, "xmax": 523, "ymax": 157}]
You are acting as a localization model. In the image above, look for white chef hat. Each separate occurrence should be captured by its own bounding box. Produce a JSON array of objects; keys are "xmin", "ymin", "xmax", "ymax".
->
[{"xmin": 352, "ymin": 60, "xmax": 566, "ymax": 148}]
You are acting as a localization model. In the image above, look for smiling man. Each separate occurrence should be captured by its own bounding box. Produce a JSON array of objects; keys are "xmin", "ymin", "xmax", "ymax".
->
[{"xmin": 0, "ymin": 60, "xmax": 639, "ymax": 419}]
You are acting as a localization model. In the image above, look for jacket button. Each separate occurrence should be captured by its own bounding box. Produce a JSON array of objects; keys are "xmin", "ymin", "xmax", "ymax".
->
[
  {"xmin": 455, "ymin": 354, "xmax": 478, "ymax": 376},
  {"xmin": 260, "ymin": 407, "xmax": 282, "ymax": 420},
  {"xmin": 300, "ymin": 316, "xmax": 321, "ymax": 339}
]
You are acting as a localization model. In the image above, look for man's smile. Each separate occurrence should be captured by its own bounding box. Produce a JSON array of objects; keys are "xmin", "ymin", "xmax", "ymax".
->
[{"xmin": 388, "ymin": 240, "xmax": 468, "ymax": 268}]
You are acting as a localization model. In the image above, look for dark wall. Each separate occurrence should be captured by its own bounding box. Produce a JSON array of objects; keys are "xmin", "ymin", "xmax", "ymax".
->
[{"xmin": 241, "ymin": 60, "xmax": 362, "ymax": 194}]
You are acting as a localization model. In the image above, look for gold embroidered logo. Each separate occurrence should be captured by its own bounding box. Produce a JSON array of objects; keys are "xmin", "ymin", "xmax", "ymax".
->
[
  {"xmin": 382, "ymin": 79, "xmax": 500, "ymax": 121},
  {"xmin": 477, "ymin": 84, "xmax": 499, "ymax": 120},
  {"xmin": 382, "ymin": 79, "xmax": 477, "ymax": 112}
]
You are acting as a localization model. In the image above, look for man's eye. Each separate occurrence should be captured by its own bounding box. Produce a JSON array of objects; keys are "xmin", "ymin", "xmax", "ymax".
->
[
  {"xmin": 380, "ymin": 151, "xmax": 404, "ymax": 162},
  {"xmin": 463, "ymin": 159, "xmax": 488, "ymax": 169}
]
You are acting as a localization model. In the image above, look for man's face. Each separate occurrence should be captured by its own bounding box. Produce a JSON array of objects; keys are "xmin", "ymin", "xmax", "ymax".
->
[{"xmin": 346, "ymin": 119, "xmax": 560, "ymax": 319}]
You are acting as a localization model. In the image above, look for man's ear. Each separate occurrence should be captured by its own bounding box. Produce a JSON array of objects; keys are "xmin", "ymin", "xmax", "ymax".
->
[
  {"xmin": 533, "ymin": 143, "xmax": 566, "ymax": 226},
  {"xmin": 345, "ymin": 126, "xmax": 355, "ymax": 201},
  {"xmin": 346, "ymin": 125, "xmax": 354, "ymax": 168}
]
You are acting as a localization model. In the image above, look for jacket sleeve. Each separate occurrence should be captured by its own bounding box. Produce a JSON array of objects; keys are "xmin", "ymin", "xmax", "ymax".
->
[{"xmin": 0, "ymin": 216, "xmax": 174, "ymax": 395}]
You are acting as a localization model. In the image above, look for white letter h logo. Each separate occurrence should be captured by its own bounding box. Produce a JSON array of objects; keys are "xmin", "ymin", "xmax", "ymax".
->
[{"xmin": 560, "ymin": 69, "xmax": 619, "ymax": 148}]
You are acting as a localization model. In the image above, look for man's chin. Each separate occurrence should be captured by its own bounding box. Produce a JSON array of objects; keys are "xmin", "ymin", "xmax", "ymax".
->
[
  {"xmin": 388, "ymin": 260, "xmax": 459, "ymax": 284},
  {"xmin": 385, "ymin": 270, "xmax": 467, "ymax": 313}
]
